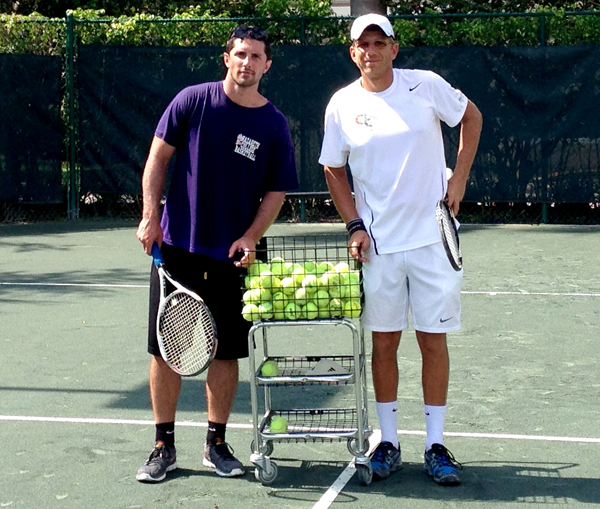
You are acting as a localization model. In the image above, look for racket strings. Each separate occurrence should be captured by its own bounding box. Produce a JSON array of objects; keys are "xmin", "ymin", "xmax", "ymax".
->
[
  {"xmin": 436, "ymin": 202, "xmax": 462, "ymax": 269},
  {"xmin": 159, "ymin": 292, "xmax": 215, "ymax": 374}
]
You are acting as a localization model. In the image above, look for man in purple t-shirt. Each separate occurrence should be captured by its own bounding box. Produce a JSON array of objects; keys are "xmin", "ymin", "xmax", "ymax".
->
[{"xmin": 135, "ymin": 26, "xmax": 298, "ymax": 483}]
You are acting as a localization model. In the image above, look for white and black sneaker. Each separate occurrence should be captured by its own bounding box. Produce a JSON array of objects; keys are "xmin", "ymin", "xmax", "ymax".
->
[
  {"xmin": 203, "ymin": 440, "xmax": 245, "ymax": 477},
  {"xmin": 136, "ymin": 442, "xmax": 177, "ymax": 482}
]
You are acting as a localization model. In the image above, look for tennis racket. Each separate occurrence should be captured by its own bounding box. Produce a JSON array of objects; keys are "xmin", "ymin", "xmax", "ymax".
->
[
  {"xmin": 436, "ymin": 200, "xmax": 462, "ymax": 271},
  {"xmin": 152, "ymin": 243, "xmax": 218, "ymax": 376}
]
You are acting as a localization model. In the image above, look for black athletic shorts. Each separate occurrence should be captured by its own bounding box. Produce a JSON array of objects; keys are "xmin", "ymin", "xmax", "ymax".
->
[{"xmin": 147, "ymin": 243, "xmax": 251, "ymax": 361}]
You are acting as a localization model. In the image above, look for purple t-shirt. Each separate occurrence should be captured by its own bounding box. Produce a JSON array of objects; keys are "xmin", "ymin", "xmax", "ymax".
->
[{"xmin": 156, "ymin": 81, "xmax": 298, "ymax": 262}]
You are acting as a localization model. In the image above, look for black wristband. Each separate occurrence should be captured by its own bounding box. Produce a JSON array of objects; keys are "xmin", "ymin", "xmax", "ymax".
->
[{"xmin": 346, "ymin": 218, "xmax": 367, "ymax": 236}]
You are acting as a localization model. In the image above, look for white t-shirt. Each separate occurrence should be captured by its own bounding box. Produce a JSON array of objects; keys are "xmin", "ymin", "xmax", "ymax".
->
[{"xmin": 319, "ymin": 68, "xmax": 468, "ymax": 254}]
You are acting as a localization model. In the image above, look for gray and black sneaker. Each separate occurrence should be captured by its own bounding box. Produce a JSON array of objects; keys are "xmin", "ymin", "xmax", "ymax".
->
[
  {"xmin": 203, "ymin": 440, "xmax": 245, "ymax": 477},
  {"xmin": 136, "ymin": 442, "xmax": 177, "ymax": 482}
]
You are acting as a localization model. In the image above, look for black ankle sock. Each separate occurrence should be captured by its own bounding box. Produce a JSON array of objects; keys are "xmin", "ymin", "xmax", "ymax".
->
[
  {"xmin": 155, "ymin": 422, "xmax": 175, "ymax": 448},
  {"xmin": 206, "ymin": 421, "xmax": 226, "ymax": 445}
]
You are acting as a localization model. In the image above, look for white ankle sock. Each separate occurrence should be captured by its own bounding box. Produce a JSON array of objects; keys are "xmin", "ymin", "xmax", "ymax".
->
[
  {"xmin": 424, "ymin": 404, "xmax": 446, "ymax": 451},
  {"xmin": 376, "ymin": 401, "xmax": 399, "ymax": 448}
]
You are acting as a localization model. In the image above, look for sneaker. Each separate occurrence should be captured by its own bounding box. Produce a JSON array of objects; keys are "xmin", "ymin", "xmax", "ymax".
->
[
  {"xmin": 203, "ymin": 440, "xmax": 245, "ymax": 477},
  {"xmin": 423, "ymin": 443, "xmax": 463, "ymax": 485},
  {"xmin": 136, "ymin": 442, "xmax": 177, "ymax": 482},
  {"xmin": 370, "ymin": 441, "xmax": 402, "ymax": 481}
]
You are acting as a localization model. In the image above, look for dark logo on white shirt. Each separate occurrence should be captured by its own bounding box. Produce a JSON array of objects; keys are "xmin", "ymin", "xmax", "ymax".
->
[{"xmin": 235, "ymin": 134, "xmax": 260, "ymax": 161}]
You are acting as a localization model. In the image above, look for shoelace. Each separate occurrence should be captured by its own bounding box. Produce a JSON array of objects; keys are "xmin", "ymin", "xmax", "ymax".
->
[
  {"xmin": 435, "ymin": 447, "xmax": 463, "ymax": 470},
  {"xmin": 214, "ymin": 441, "xmax": 236, "ymax": 460},
  {"xmin": 146, "ymin": 445, "xmax": 164, "ymax": 464},
  {"xmin": 372, "ymin": 443, "xmax": 393, "ymax": 463}
]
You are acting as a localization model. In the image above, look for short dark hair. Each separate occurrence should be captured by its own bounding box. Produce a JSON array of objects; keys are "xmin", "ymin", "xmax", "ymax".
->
[{"xmin": 225, "ymin": 26, "xmax": 271, "ymax": 60}]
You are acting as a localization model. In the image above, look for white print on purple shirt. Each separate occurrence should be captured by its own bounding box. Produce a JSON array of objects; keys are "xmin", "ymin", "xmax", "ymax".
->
[{"xmin": 234, "ymin": 134, "xmax": 260, "ymax": 161}]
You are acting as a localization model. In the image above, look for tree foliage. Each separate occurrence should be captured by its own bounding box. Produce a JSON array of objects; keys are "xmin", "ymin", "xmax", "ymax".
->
[
  {"xmin": 0, "ymin": 0, "xmax": 335, "ymax": 17},
  {"xmin": 384, "ymin": 0, "xmax": 600, "ymax": 13},
  {"xmin": 1, "ymin": 3, "xmax": 600, "ymax": 55}
]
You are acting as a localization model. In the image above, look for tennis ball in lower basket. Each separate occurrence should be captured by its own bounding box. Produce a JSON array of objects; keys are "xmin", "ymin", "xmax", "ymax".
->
[
  {"xmin": 269, "ymin": 416, "xmax": 288, "ymax": 433},
  {"xmin": 261, "ymin": 360, "xmax": 279, "ymax": 376}
]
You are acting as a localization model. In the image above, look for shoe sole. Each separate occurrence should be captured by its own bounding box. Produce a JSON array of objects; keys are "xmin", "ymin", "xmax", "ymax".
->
[
  {"xmin": 136, "ymin": 462, "xmax": 178, "ymax": 482},
  {"xmin": 202, "ymin": 456, "xmax": 245, "ymax": 477}
]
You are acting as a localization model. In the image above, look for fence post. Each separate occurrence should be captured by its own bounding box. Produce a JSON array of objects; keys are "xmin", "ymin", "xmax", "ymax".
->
[
  {"xmin": 65, "ymin": 12, "xmax": 79, "ymax": 219},
  {"xmin": 539, "ymin": 13, "xmax": 546, "ymax": 46}
]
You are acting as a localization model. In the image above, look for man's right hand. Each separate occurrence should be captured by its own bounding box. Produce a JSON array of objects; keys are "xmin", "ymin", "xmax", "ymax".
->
[
  {"xmin": 349, "ymin": 230, "xmax": 370, "ymax": 263},
  {"xmin": 136, "ymin": 216, "xmax": 162, "ymax": 255}
]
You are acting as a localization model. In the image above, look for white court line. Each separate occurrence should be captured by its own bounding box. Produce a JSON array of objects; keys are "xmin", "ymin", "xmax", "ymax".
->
[
  {"xmin": 0, "ymin": 282, "xmax": 147, "ymax": 288},
  {"xmin": 463, "ymin": 290, "xmax": 600, "ymax": 297},
  {"xmin": 2, "ymin": 415, "xmax": 600, "ymax": 509},
  {"xmin": 2, "ymin": 282, "xmax": 600, "ymax": 297},
  {"xmin": 312, "ymin": 430, "xmax": 380, "ymax": 509},
  {"xmin": 3, "ymin": 415, "xmax": 598, "ymax": 443}
]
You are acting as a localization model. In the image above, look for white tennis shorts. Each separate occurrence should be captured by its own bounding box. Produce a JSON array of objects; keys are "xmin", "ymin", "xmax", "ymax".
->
[{"xmin": 361, "ymin": 242, "xmax": 463, "ymax": 333}]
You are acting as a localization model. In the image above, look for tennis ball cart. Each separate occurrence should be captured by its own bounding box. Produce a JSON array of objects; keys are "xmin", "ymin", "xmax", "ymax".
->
[{"xmin": 243, "ymin": 234, "xmax": 373, "ymax": 486}]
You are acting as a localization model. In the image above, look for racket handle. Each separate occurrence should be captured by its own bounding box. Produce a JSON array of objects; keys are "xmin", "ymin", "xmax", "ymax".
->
[{"xmin": 151, "ymin": 242, "xmax": 164, "ymax": 266}]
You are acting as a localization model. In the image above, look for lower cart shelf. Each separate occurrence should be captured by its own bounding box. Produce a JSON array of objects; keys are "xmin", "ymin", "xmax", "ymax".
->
[{"xmin": 260, "ymin": 408, "xmax": 369, "ymax": 441}]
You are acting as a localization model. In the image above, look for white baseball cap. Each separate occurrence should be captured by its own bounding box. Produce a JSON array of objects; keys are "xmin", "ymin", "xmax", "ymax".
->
[{"xmin": 350, "ymin": 13, "xmax": 394, "ymax": 40}]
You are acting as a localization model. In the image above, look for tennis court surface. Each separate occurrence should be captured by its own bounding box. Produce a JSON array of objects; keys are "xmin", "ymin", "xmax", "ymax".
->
[{"xmin": 1, "ymin": 220, "xmax": 599, "ymax": 508}]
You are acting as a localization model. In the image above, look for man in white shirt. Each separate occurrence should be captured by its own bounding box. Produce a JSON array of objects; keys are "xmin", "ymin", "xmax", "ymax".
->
[{"xmin": 319, "ymin": 13, "xmax": 482, "ymax": 485}]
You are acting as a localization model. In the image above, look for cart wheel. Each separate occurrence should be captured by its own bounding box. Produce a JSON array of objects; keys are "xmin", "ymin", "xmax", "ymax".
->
[
  {"xmin": 251, "ymin": 439, "xmax": 274, "ymax": 456},
  {"xmin": 255, "ymin": 462, "xmax": 278, "ymax": 485},
  {"xmin": 356, "ymin": 464, "xmax": 372, "ymax": 486},
  {"xmin": 347, "ymin": 437, "xmax": 369, "ymax": 456}
]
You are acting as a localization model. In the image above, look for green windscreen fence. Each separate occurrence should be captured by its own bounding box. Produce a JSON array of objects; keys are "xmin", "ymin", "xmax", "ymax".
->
[
  {"xmin": 77, "ymin": 44, "xmax": 600, "ymax": 204},
  {"xmin": 1, "ymin": 43, "xmax": 600, "ymax": 222},
  {"xmin": 0, "ymin": 53, "xmax": 63, "ymax": 203}
]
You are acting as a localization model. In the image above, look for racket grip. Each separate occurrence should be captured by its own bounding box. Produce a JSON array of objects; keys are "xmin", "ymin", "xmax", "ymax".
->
[{"xmin": 151, "ymin": 242, "xmax": 164, "ymax": 266}]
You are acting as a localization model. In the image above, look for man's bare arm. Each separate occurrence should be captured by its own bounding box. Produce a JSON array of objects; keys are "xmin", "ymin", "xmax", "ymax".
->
[{"xmin": 136, "ymin": 136, "xmax": 176, "ymax": 254}]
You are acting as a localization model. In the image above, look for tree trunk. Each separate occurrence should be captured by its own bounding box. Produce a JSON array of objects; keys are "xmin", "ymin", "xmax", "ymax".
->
[{"xmin": 350, "ymin": 0, "xmax": 386, "ymax": 15}]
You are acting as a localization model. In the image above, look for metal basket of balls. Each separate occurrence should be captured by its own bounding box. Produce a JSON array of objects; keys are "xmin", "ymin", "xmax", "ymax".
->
[
  {"xmin": 245, "ymin": 234, "xmax": 373, "ymax": 487},
  {"xmin": 241, "ymin": 234, "xmax": 363, "ymax": 323}
]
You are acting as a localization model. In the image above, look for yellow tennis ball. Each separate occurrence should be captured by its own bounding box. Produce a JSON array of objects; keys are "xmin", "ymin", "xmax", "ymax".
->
[
  {"xmin": 247, "ymin": 276, "xmax": 262, "ymax": 289},
  {"xmin": 280, "ymin": 277, "xmax": 296, "ymax": 296},
  {"xmin": 272, "ymin": 292, "xmax": 287, "ymax": 310},
  {"xmin": 320, "ymin": 270, "xmax": 341, "ymax": 288},
  {"xmin": 301, "ymin": 274, "xmax": 319, "ymax": 294},
  {"xmin": 269, "ymin": 416, "xmax": 288, "ymax": 433},
  {"xmin": 261, "ymin": 360, "xmax": 278, "ymax": 376},
  {"xmin": 242, "ymin": 289, "xmax": 261, "ymax": 304},
  {"xmin": 294, "ymin": 287, "xmax": 309, "ymax": 306},
  {"xmin": 329, "ymin": 298, "xmax": 343, "ymax": 317},
  {"xmin": 316, "ymin": 261, "xmax": 335, "ymax": 277},
  {"xmin": 335, "ymin": 261, "xmax": 350, "ymax": 273},
  {"xmin": 302, "ymin": 301, "xmax": 318, "ymax": 320},
  {"xmin": 242, "ymin": 303, "xmax": 260, "ymax": 322},
  {"xmin": 270, "ymin": 257, "xmax": 287, "ymax": 278},
  {"xmin": 257, "ymin": 287, "xmax": 272, "ymax": 303},
  {"xmin": 287, "ymin": 263, "xmax": 303, "ymax": 275},
  {"xmin": 260, "ymin": 270, "xmax": 281, "ymax": 292},
  {"xmin": 249, "ymin": 261, "xmax": 269, "ymax": 276},
  {"xmin": 343, "ymin": 299, "xmax": 362, "ymax": 318},
  {"xmin": 284, "ymin": 302, "xmax": 301, "ymax": 320},
  {"xmin": 303, "ymin": 260, "xmax": 317, "ymax": 274},
  {"xmin": 314, "ymin": 289, "xmax": 330, "ymax": 308},
  {"xmin": 291, "ymin": 267, "xmax": 307, "ymax": 286},
  {"xmin": 258, "ymin": 302, "xmax": 274, "ymax": 320}
]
